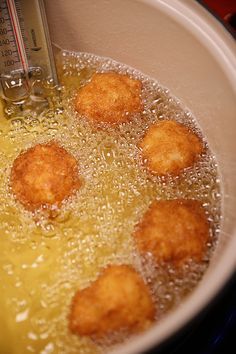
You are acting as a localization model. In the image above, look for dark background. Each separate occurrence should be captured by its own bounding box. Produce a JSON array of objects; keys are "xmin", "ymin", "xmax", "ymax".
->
[
  {"xmin": 149, "ymin": 1, "xmax": 236, "ymax": 353},
  {"xmin": 197, "ymin": 0, "xmax": 236, "ymax": 36},
  {"xmin": 148, "ymin": 276, "xmax": 236, "ymax": 354}
]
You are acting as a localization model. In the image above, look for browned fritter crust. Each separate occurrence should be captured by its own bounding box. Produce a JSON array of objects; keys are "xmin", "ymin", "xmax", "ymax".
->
[
  {"xmin": 133, "ymin": 199, "xmax": 210, "ymax": 267},
  {"xmin": 139, "ymin": 120, "xmax": 203, "ymax": 176},
  {"xmin": 10, "ymin": 142, "xmax": 81, "ymax": 211},
  {"xmin": 69, "ymin": 265, "xmax": 155, "ymax": 337},
  {"xmin": 75, "ymin": 72, "xmax": 143, "ymax": 124}
]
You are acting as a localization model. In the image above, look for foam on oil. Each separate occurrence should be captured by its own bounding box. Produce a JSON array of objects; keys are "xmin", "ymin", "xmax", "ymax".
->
[{"xmin": 0, "ymin": 51, "xmax": 221, "ymax": 354}]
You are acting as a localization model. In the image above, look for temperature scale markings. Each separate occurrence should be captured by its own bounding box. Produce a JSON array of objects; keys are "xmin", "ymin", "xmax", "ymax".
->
[
  {"xmin": 0, "ymin": 0, "xmax": 20, "ymax": 69},
  {"xmin": 6, "ymin": 0, "xmax": 28, "ymax": 72}
]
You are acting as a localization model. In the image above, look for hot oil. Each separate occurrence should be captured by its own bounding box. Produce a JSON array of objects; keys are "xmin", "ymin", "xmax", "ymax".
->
[{"xmin": 0, "ymin": 51, "xmax": 221, "ymax": 354}]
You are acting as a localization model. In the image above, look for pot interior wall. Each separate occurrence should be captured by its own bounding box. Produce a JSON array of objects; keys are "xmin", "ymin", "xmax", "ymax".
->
[{"xmin": 44, "ymin": 0, "xmax": 236, "ymax": 352}]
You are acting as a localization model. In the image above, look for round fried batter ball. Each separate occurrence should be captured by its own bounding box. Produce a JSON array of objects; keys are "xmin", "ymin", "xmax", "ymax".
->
[
  {"xmin": 139, "ymin": 120, "xmax": 203, "ymax": 176},
  {"xmin": 10, "ymin": 142, "xmax": 81, "ymax": 211},
  {"xmin": 75, "ymin": 72, "xmax": 143, "ymax": 124},
  {"xmin": 69, "ymin": 265, "xmax": 155, "ymax": 337},
  {"xmin": 133, "ymin": 199, "xmax": 209, "ymax": 267}
]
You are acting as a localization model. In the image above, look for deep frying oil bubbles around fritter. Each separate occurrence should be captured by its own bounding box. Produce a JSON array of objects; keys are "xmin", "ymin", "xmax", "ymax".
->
[{"xmin": 0, "ymin": 50, "xmax": 221, "ymax": 354}]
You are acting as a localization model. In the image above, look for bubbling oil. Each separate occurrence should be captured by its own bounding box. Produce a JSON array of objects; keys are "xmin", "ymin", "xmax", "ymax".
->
[{"xmin": 0, "ymin": 50, "xmax": 221, "ymax": 354}]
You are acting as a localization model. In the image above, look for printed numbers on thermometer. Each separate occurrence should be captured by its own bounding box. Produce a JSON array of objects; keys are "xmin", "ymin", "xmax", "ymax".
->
[{"xmin": 0, "ymin": 1, "xmax": 21, "ymax": 70}]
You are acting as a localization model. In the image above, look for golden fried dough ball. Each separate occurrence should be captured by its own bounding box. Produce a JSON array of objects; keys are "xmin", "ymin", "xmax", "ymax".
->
[
  {"xmin": 139, "ymin": 120, "xmax": 203, "ymax": 176},
  {"xmin": 10, "ymin": 142, "xmax": 81, "ymax": 211},
  {"xmin": 133, "ymin": 199, "xmax": 209, "ymax": 267},
  {"xmin": 69, "ymin": 265, "xmax": 155, "ymax": 337},
  {"xmin": 75, "ymin": 72, "xmax": 143, "ymax": 124}
]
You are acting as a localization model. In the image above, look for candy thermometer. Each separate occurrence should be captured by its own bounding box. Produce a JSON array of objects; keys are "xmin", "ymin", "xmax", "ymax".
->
[{"xmin": 0, "ymin": 0, "xmax": 57, "ymax": 103}]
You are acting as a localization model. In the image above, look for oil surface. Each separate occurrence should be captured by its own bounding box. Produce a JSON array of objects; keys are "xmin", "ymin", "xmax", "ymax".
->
[{"xmin": 0, "ymin": 51, "xmax": 221, "ymax": 354}]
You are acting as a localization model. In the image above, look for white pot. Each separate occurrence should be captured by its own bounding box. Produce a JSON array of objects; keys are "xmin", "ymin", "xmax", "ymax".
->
[{"xmin": 44, "ymin": 1, "xmax": 236, "ymax": 353}]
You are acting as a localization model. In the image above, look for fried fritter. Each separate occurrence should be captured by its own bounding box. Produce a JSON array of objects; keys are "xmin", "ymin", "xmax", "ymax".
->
[
  {"xmin": 133, "ymin": 199, "xmax": 210, "ymax": 267},
  {"xmin": 69, "ymin": 265, "xmax": 155, "ymax": 337},
  {"xmin": 75, "ymin": 72, "xmax": 143, "ymax": 124},
  {"xmin": 10, "ymin": 142, "xmax": 81, "ymax": 211},
  {"xmin": 139, "ymin": 120, "xmax": 203, "ymax": 176}
]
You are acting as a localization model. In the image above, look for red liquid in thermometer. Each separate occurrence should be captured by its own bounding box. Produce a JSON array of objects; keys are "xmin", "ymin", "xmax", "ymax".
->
[{"xmin": 6, "ymin": 0, "xmax": 28, "ymax": 74}]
